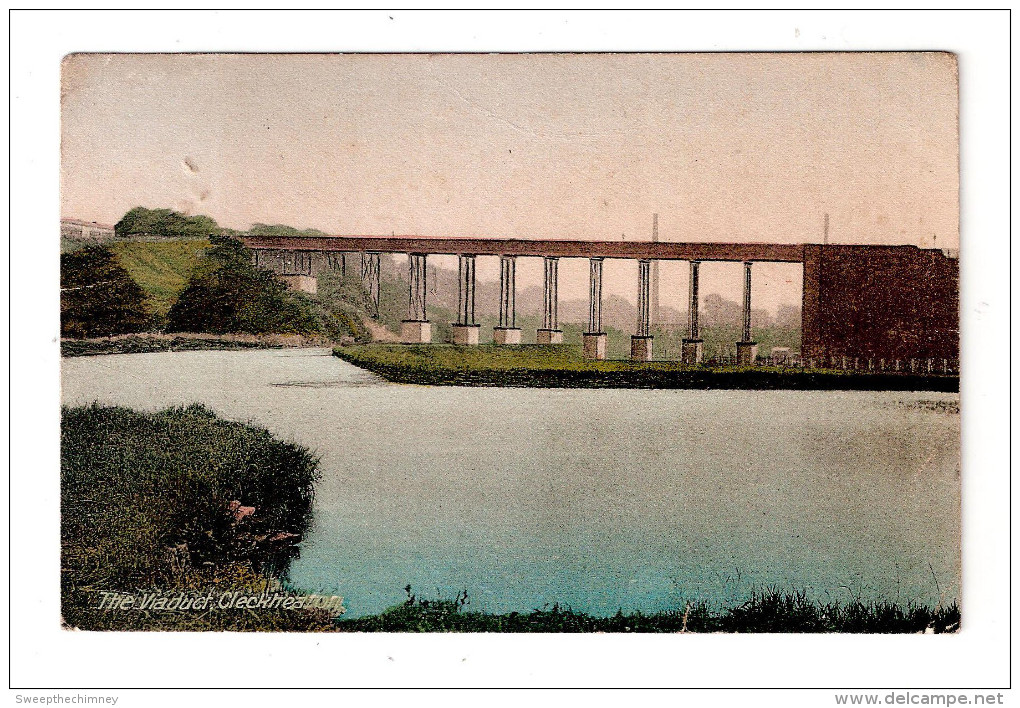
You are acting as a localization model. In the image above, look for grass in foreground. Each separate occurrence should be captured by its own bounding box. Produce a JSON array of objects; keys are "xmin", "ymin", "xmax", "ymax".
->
[
  {"xmin": 333, "ymin": 344, "xmax": 959, "ymax": 392},
  {"xmin": 337, "ymin": 587, "xmax": 959, "ymax": 634},
  {"xmin": 61, "ymin": 403, "xmax": 335, "ymax": 631}
]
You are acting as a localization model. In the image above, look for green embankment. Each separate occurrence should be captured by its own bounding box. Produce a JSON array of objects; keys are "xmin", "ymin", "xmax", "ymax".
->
[
  {"xmin": 61, "ymin": 403, "xmax": 337, "ymax": 631},
  {"xmin": 61, "ymin": 237, "xmax": 370, "ymax": 346},
  {"xmin": 60, "ymin": 333, "xmax": 333, "ymax": 358},
  {"xmin": 333, "ymin": 344, "xmax": 959, "ymax": 392},
  {"xmin": 108, "ymin": 239, "xmax": 211, "ymax": 317}
]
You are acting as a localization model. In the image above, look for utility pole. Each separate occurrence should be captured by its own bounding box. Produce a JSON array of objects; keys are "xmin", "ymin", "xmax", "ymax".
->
[{"xmin": 650, "ymin": 213, "xmax": 660, "ymax": 325}]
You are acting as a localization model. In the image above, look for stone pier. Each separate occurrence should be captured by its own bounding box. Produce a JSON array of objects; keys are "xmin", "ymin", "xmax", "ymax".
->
[
  {"xmin": 681, "ymin": 260, "xmax": 704, "ymax": 364},
  {"xmin": 537, "ymin": 256, "xmax": 563, "ymax": 344},
  {"xmin": 401, "ymin": 252, "xmax": 431, "ymax": 343},
  {"xmin": 736, "ymin": 261, "xmax": 758, "ymax": 365},
  {"xmin": 451, "ymin": 254, "xmax": 480, "ymax": 345},
  {"xmin": 583, "ymin": 257, "xmax": 607, "ymax": 360},
  {"xmin": 631, "ymin": 258, "xmax": 653, "ymax": 361},
  {"xmin": 279, "ymin": 274, "xmax": 318, "ymax": 294},
  {"xmin": 493, "ymin": 255, "xmax": 522, "ymax": 345}
]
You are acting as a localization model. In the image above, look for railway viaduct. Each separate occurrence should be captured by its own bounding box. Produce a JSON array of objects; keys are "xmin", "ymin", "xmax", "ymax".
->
[{"xmin": 241, "ymin": 235, "xmax": 959, "ymax": 365}]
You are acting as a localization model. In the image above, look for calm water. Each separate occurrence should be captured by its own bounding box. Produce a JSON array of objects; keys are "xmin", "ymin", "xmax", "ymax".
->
[{"xmin": 62, "ymin": 348, "xmax": 960, "ymax": 617}]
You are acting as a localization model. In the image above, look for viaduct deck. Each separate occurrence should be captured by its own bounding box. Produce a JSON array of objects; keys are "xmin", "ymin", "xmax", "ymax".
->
[
  {"xmin": 240, "ymin": 235, "xmax": 807, "ymax": 262},
  {"xmin": 240, "ymin": 235, "xmax": 958, "ymax": 361}
]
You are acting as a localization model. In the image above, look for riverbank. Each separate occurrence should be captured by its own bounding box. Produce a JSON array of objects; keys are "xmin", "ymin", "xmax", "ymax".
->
[
  {"xmin": 61, "ymin": 332, "xmax": 338, "ymax": 358},
  {"xmin": 333, "ymin": 344, "xmax": 959, "ymax": 392},
  {"xmin": 61, "ymin": 403, "xmax": 339, "ymax": 631},
  {"xmin": 335, "ymin": 587, "xmax": 959, "ymax": 633}
]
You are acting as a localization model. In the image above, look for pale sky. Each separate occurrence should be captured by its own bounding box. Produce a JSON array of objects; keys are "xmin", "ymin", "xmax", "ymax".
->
[{"xmin": 61, "ymin": 52, "xmax": 958, "ymax": 311}]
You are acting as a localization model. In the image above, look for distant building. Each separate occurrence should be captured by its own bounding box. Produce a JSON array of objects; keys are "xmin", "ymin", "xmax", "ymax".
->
[{"xmin": 61, "ymin": 218, "xmax": 116, "ymax": 241}]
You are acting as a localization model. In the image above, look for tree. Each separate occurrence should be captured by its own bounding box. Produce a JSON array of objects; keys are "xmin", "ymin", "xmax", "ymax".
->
[
  {"xmin": 61, "ymin": 246, "xmax": 151, "ymax": 338},
  {"xmin": 247, "ymin": 223, "xmax": 326, "ymax": 237},
  {"xmin": 166, "ymin": 235, "xmax": 319, "ymax": 335},
  {"xmin": 115, "ymin": 206, "xmax": 222, "ymax": 238}
]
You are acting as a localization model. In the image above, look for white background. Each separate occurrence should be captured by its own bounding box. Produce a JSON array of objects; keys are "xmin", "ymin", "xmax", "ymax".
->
[{"xmin": 6, "ymin": 9, "xmax": 1012, "ymax": 705}]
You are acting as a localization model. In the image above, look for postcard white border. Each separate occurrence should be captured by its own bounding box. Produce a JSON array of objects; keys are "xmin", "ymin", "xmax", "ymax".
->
[{"xmin": 8, "ymin": 9, "xmax": 1011, "ymax": 701}]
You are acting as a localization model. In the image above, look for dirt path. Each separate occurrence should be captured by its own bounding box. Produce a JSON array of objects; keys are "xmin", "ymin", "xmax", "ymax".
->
[{"xmin": 362, "ymin": 317, "xmax": 400, "ymax": 342}]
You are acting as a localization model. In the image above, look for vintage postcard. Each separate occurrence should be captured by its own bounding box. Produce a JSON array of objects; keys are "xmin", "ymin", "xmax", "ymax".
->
[{"xmin": 58, "ymin": 51, "xmax": 960, "ymax": 636}]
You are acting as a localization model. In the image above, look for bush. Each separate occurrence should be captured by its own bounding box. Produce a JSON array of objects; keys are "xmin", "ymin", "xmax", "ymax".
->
[
  {"xmin": 166, "ymin": 235, "xmax": 320, "ymax": 335},
  {"xmin": 115, "ymin": 206, "xmax": 220, "ymax": 238},
  {"xmin": 61, "ymin": 404, "xmax": 325, "ymax": 630},
  {"xmin": 313, "ymin": 270, "xmax": 374, "ymax": 342},
  {"xmin": 60, "ymin": 246, "xmax": 151, "ymax": 338}
]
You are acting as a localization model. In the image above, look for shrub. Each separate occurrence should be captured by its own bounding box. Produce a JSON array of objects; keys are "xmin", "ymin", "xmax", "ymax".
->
[
  {"xmin": 115, "ymin": 206, "xmax": 220, "ymax": 238},
  {"xmin": 166, "ymin": 235, "xmax": 320, "ymax": 335},
  {"xmin": 61, "ymin": 404, "xmax": 323, "ymax": 630},
  {"xmin": 60, "ymin": 246, "xmax": 151, "ymax": 338}
]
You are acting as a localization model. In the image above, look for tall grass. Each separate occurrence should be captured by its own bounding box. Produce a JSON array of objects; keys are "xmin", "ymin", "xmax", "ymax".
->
[
  {"xmin": 61, "ymin": 404, "xmax": 331, "ymax": 631},
  {"xmin": 337, "ymin": 586, "xmax": 959, "ymax": 633}
]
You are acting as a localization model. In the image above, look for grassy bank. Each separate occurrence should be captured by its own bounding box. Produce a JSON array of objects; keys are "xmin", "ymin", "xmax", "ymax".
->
[
  {"xmin": 336, "ymin": 587, "xmax": 959, "ymax": 633},
  {"xmin": 61, "ymin": 332, "xmax": 334, "ymax": 358},
  {"xmin": 333, "ymin": 344, "xmax": 959, "ymax": 392},
  {"xmin": 108, "ymin": 239, "xmax": 211, "ymax": 318},
  {"xmin": 61, "ymin": 235, "xmax": 371, "ymax": 351},
  {"xmin": 61, "ymin": 404, "xmax": 338, "ymax": 631}
]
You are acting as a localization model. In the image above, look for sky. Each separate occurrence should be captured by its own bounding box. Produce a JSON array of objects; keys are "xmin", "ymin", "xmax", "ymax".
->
[{"xmin": 60, "ymin": 52, "xmax": 959, "ymax": 312}]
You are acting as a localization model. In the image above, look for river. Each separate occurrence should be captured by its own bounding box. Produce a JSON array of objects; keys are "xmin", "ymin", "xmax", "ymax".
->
[{"xmin": 61, "ymin": 347, "xmax": 961, "ymax": 618}]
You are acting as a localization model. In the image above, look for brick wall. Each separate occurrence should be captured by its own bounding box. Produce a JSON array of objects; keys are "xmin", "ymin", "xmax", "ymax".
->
[{"xmin": 801, "ymin": 245, "xmax": 959, "ymax": 360}]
